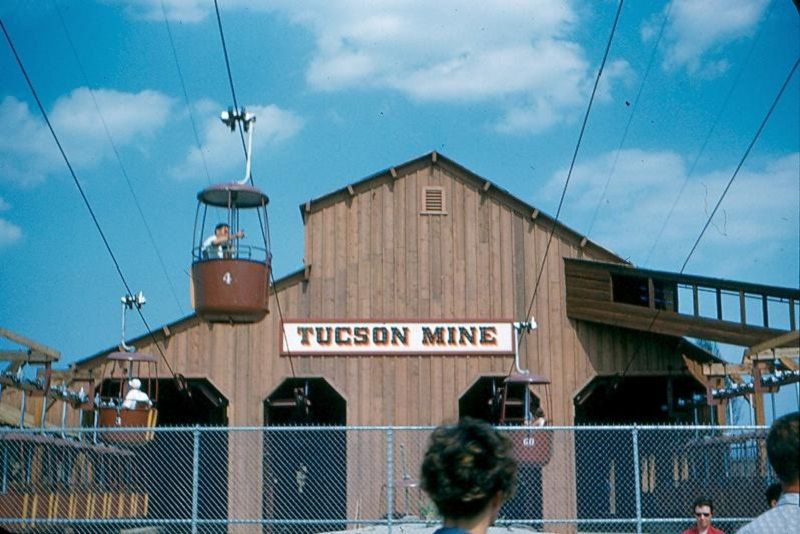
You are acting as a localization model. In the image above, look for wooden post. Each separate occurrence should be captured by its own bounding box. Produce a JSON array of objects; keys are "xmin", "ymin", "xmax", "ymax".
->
[
  {"xmin": 739, "ymin": 290, "xmax": 747, "ymax": 325},
  {"xmin": 752, "ymin": 366, "xmax": 766, "ymax": 426},
  {"xmin": 715, "ymin": 400, "xmax": 728, "ymax": 426}
]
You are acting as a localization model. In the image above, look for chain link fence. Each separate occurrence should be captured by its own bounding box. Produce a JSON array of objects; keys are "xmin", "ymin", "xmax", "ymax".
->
[{"xmin": 0, "ymin": 425, "xmax": 774, "ymax": 533}]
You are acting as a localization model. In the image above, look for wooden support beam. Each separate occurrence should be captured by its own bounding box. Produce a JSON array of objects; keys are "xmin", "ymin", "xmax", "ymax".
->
[
  {"xmin": 390, "ymin": 167, "xmax": 398, "ymax": 179},
  {"xmin": 347, "ymin": 185, "xmax": 355, "ymax": 196},
  {"xmin": 0, "ymin": 328, "xmax": 60, "ymax": 360},
  {"xmin": 482, "ymin": 181, "xmax": 491, "ymax": 192},
  {"xmin": 683, "ymin": 355, "xmax": 707, "ymax": 384},
  {"xmin": 431, "ymin": 151, "xmax": 438, "ymax": 163},
  {"xmin": 0, "ymin": 350, "xmax": 55, "ymax": 363},
  {"xmin": 531, "ymin": 208, "xmax": 539, "ymax": 220},
  {"xmin": 746, "ymin": 330, "xmax": 800, "ymax": 357}
]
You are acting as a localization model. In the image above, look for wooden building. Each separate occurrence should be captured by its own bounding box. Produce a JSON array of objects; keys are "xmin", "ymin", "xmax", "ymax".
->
[{"xmin": 4, "ymin": 152, "xmax": 798, "ymax": 530}]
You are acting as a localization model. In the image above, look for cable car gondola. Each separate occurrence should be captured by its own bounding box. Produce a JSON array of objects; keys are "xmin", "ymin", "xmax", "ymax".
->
[
  {"xmin": 95, "ymin": 351, "xmax": 158, "ymax": 443},
  {"xmin": 191, "ymin": 108, "xmax": 272, "ymax": 323},
  {"xmin": 500, "ymin": 319, "xmax": 553, "ymax": 466},
  {"xmin": 94, "ymin": 293, "xmax": 158, "ymax": 443}
]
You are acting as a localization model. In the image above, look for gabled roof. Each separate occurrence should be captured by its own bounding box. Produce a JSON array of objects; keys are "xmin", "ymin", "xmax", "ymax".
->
[
  {"xmin": 77, "ymin": 153, "xmax": 626, "ymax": 372},
  {"xmin": 299, "ymin": 151, "xmax": 625, "ymax": 264}
]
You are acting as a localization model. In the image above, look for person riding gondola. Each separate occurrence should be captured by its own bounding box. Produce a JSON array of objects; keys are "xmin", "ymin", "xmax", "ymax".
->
[
  {"xmin": 122, "ymin": 378, "xmax": 151, "ymax": 410},
  {"xmin": 202, "ymin": 223, "xmax": 245, "ymax": 259}
]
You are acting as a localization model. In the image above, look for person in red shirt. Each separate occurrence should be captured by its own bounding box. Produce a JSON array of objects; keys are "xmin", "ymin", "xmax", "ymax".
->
[{"xmin": 681, "ymin": 497, "xmax": 725, "ymax": 534}]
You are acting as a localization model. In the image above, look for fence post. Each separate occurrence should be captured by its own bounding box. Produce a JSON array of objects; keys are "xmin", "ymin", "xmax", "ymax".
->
[
  {"xmin": 387, "ymin": 427, "xmax": 394, "ymax": 534},
  {"xmin": 192, "ymin": 426, "xmax": 201, "ymax": 534},
  {"xmin": 632, "ymin": 426, "xmax": 642, "ymax": 534}
]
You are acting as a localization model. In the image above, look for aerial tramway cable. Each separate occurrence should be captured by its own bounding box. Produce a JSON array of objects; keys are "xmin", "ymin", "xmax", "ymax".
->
[
  {"xmin": 585, "ymin": 0, "xmax": 672, "ymax": 239},
  {"xmin": 643, "ymin": 1, "xmax": 776, "ymax": 267},
  {"xmin": 619, "ymin": 55, "xmax": 800, "ymax": 380},
  {"xmin": 211, "ymin": 1, "xmax": 297, "ymax": 377},
  {"xmin": 52, "ymin": 0, "xmax": 186, "ymax": 317},
  {"xmin": 1, "ymin": 17, "xmax": 187, "ymax": 393},
  {"xmin": 508, "ymin": 0, "xmax": 625, "ymax": 387},
  {"xmin": 159, "ymin": 0, "xmax": 213, "ymax": 186}
]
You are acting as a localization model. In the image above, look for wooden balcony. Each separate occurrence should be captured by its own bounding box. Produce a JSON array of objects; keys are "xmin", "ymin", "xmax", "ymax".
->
[{"xmin": 564, "ymin": 259, "xmax": 799, "ymax": 347}]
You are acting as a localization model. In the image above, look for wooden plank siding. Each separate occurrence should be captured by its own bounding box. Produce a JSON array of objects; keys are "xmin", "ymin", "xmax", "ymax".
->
[
  {"xmin": 17, "ymin": 154, "xmax": 728, "ymax": 528},
  {"xmin": 564, "ymin": 258, "xmax": 799, "ymax": 347}
]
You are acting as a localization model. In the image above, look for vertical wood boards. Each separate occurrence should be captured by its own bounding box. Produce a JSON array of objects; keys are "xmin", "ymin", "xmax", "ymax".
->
[
  {"xmin": 25, "ymin": 157, "xmax": 700, "ymax": 432},
  {"xmin": 42, "ymin": 158, "xmax": 710, "ymax": 528}
]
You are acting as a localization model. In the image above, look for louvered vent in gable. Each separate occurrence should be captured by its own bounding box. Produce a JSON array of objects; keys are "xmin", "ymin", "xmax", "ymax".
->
[{"xmin": 421, "ymin": 186, "xmax": 447, "ymax": 215}]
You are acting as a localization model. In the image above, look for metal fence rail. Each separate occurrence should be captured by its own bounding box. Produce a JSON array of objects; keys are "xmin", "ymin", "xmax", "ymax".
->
[{"xmin": 0, "ymin": 425, "xmax": 773, "ymax": 533}]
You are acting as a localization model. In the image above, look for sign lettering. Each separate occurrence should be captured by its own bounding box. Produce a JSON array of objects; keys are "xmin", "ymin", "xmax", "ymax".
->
[{"xmin": 281, "ymin": 321, "xmax": 514, "ymax": 356}]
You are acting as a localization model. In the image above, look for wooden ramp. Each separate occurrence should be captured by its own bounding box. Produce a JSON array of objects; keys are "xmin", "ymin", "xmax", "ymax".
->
[{"xmin": 564, "ymin": 259, "xmax": 799, "ymax": 347}]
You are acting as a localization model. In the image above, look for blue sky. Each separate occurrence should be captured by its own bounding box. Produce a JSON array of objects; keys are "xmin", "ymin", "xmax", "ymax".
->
[{"xmin": 0, "ymin": 1, "xmax": 798, "ymax": 418}]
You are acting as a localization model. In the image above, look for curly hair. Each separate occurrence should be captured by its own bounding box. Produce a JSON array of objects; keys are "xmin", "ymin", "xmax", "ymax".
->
[
  {"xmin": 420, "ymin": 418, "xmax": 518, "ymax": 519},
  {"xmin": 767, "ymin": 411, "xmax": 799, "ymax": 485}
]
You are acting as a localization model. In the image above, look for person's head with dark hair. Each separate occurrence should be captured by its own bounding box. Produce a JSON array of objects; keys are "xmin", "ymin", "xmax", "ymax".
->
[
  {"xmin": 766, "ymin": 482, "xmax": 782, "ymax": 508},
  {"xmin": 421, "ymin": 418, "xmax": 517, "ymax": 534},
  {"xmin": 691, "ymin": 497, "xmax": 714, "ymax": 514},
  {"xmin": 685, "ymin": 497, "xmax": 718, "ymax": 534},
  {"xmin": 767, "ymin": 411, "xmax": 799, "ymax": 491}
]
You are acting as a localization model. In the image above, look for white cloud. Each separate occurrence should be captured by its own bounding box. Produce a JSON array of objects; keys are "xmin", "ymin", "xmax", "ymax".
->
[
  {"xmin": 540, "ymin": 150, "xmax": 799, "ymax": 279},
  {"xmin": 0, "ymin": 96, "xmax": 61, "ymax": 186},
  {"xmin": 121, "ymin": 0, "xmax": 626, "ymax": 134},
  {"xmin": 291, "ymin": 1, "xmax": 633, "ymax": 133},
  {"xmin": 648, "ymin": 0, "xmax": 769, "ymax": 76},
  {"xmin": 0, "ymin": 218, "xmax": 22, "ymax": 248},
  {"xmin": 170, "ymin": 102, "xmax": 304, "ymax": 181},
  {"xmin": 0, "ymin": 89, "xmax": 174, "ymax": 186},
  {"xmin": 109, "ymin": 0, "xmax": 211, "ymax": 23}
]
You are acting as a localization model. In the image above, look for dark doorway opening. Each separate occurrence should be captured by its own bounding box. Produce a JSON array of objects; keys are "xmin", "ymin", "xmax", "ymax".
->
[
  {"xmin": 573, "ymin": 375, "xmax": 704, "ymax": 529},
  {"xmin": 458, "ymin": 376, "xmax": 543, "ymax": 525},
  {"xmin": 574, "ymin": 375, "xmax": 702, "ymax": 425},
  {"xmin": 459, "ymin": 376, "xmax": 543, "ymax": 424},
  {"xmin": 117, "ymin": 378, "xmax": 229, "ymax": 533},
  {"xmin": 263, "ymin": 378, "xmax": 346, "ymax": 534}
]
